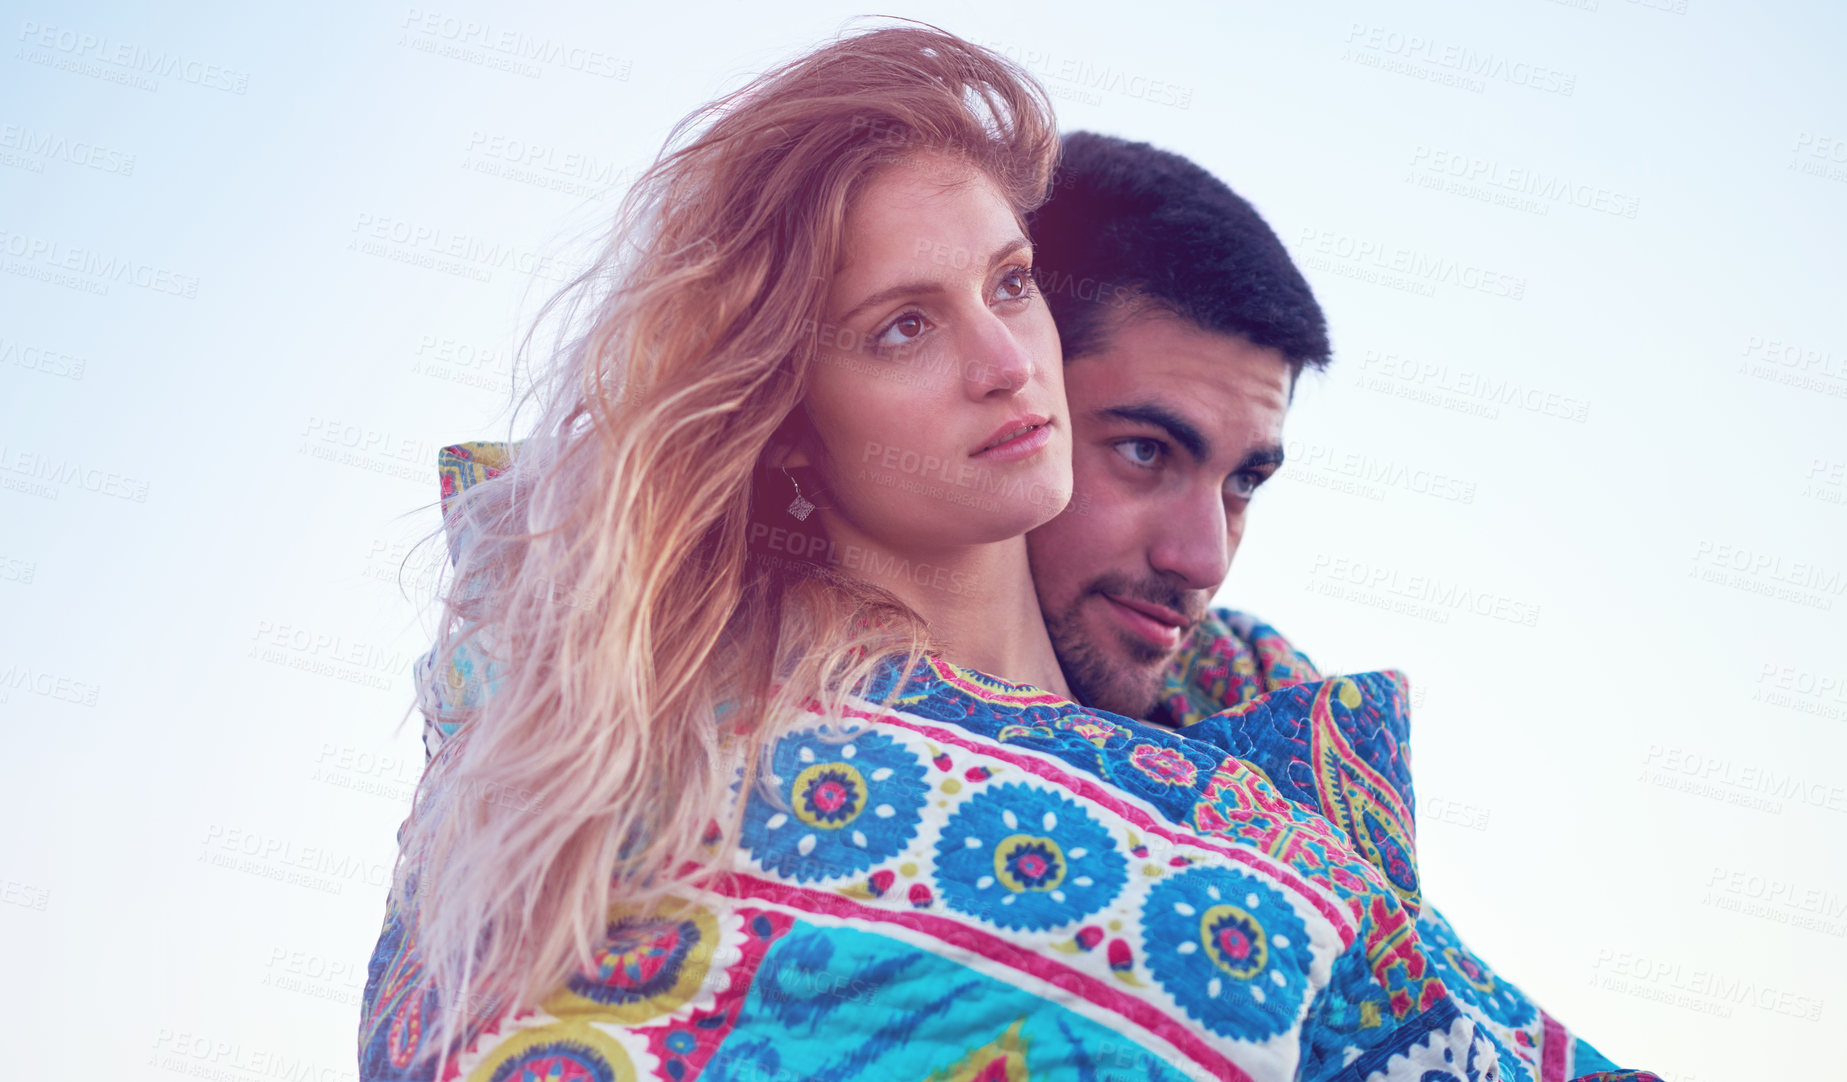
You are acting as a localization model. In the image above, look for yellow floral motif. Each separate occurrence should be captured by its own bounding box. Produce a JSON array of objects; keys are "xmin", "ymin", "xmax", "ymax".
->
[
  {"xmin": 923, "ymin": 1017, "xmax": 1033, "ymax": 1082},
  {"xmin": 541, "ymin": 900, "xmax": 720, "ymax": 1024},
  {"xmin": 465, "ymin": 1018, "xmax": 637, "ymax": 1082}
]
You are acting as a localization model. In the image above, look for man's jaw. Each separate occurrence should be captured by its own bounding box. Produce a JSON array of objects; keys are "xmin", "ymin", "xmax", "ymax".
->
[
  {"xmin": 1062, "ymin": 646, "xmax": 1166, "ymax": 721},
  {"xmin": 1044, "ymin": 595, "xmax": 1188, "ymax": 720}
]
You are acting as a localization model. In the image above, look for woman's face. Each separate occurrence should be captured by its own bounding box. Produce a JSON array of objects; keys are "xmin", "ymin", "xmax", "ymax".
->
[{"xmin": 791, "ymin": 152, "xmax": 1072, "ymax": 557}]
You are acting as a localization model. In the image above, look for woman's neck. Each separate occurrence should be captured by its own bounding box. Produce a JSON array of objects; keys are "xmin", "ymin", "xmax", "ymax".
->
[{"xmin": 810, "ymin": 516, "xmax": 1070, "ymax": 698}]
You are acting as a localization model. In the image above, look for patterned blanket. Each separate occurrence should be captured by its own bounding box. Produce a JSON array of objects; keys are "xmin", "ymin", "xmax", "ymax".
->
[
  {"xmin": 1152, "ymin": 612, "xmax": 1651, "ymax": 1080},
  {"xmin": 358, "ymin": 443, "xmax": 1660, "ymax": 1081}
]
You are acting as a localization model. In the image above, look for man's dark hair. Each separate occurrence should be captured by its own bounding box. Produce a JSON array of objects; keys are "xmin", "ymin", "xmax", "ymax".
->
[{"xmin": 1026, "ymin": 131, "xmax": 1330, "ymax": 378}]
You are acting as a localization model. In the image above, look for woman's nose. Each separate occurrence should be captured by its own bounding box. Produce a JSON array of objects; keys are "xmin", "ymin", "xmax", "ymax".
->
[{"xmin": 960, "ymin": 311, "xmax": 1033, "ymax": 398}]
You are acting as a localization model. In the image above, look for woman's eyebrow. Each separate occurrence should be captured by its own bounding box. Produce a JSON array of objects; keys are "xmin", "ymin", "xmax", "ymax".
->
[{"xmin": 836, "ymin": 235, "xmax": 1031, "ymax": 324}]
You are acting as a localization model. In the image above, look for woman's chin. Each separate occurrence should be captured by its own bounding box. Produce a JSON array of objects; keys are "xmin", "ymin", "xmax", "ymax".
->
[
  {"xmin": 959, "ymin": 485, "xmax": 1077, "ymax": 545},
  {"xmin": 880, "ymin": 496, "xmax": 1069, "ymax": 551},
  {"xmin": 1000, "ymin": 463, "xmax": 1074, "ymax": 539},
  {"xmin": 839, "ymin": 456, "xmax": 1073, "ymax": 551}
]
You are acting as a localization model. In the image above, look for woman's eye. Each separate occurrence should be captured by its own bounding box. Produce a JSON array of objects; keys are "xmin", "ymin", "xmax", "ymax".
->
[
  {"xmin": 993, "ymin": 267, "xmax": 1033, "ymax": 303},
  {"xmin": 873, "ymin": 313, "xmax": 928, "ymax": 351},
  {"xmin": 1114, "ymin": 438, "xmax": 1162, "ymax": 468}
]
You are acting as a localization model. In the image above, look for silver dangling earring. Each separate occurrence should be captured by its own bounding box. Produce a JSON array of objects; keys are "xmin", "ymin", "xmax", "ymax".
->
[{"xmin": 783, "ymin": 466, "xmax": 816, "ymax": 522}]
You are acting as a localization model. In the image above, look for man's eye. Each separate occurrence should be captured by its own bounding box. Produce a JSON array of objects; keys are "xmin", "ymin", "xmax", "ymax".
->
[
  {"xmin": 872, "ymin": 312, "xmax": 928, "ymax": 351},
  {"xmin": 1226, "ymin": 472, "xmax": 1261, "ymax": 499},
  {"xmin": 1114, "ymin": 438, "xmax": 1162, "ymax": 468}
]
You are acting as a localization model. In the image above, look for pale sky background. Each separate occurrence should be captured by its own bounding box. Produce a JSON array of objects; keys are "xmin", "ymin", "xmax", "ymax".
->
[{"xmin": 2, "ymin": 2, "xmax": 1844, "ymax": 1078}]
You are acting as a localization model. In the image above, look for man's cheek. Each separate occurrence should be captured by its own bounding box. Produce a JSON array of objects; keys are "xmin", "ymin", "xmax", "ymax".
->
[
  {"xmin": 1025, "ymin": 513, "xmax": 1092, "ymax": 617},
  {"xmin": 1224, "ymin": 512, "xmax": 1249, "ymax": 565}
]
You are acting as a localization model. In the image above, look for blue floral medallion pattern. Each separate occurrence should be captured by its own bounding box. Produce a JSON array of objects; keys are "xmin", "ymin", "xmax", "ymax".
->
[
  {"xmin": 1141, "ymin": 865, "xmax": 1313, "ymax": 1041},
  {"xmin": 934, "ymin": 782, "xmax": 1128, "ymax": 931},
  {"xmin": 741, "ymin": 727, "xmax": 929, "ymax": 882}
]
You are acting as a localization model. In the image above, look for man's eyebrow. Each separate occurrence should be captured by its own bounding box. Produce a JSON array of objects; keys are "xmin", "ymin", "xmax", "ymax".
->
[
  {"xmin": 836, "ymin": 235, "xmax": 1032, "ymax": 325},
  {"xmin": 1097, "ymin": 403, "xmax": 1210, "ymax": 461},
  {"xmin": 1239, "ymin": 443, "xmax": 1286, "ymax": 472}
]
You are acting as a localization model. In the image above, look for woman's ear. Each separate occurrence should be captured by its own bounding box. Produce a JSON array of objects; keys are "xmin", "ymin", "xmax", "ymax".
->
[
  {"xmin": 763, "ymin": 441, "xmax": 794, "ymax": 472},
  {"xmin": 767, "ymin": 407, "xmax": 818, "ymax": 472},
  {"xmin": 763, "ymin": 434, "xmax": 808, "ymax": 473}
]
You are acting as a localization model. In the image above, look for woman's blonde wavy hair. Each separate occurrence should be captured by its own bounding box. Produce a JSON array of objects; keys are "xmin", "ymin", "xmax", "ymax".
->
[{"xmin": 392, "ymin": 21, "xmax": 1059, "ymax": 1068}]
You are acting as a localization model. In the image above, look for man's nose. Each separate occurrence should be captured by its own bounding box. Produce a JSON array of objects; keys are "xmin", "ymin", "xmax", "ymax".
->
[{"xmin": 1147, "ymin": 493, "xmax": 1231, "ymax": 592}]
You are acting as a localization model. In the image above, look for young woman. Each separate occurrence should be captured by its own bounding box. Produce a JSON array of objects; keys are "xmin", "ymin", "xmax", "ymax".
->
[{"xmin": 359, "ymin": 24, "xmax": 1639, "ymax": 1082}]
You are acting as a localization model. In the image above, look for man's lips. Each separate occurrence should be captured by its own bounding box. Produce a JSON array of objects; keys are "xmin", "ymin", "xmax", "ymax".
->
[{"xmin": 1100, "ymin": 593, "xmax": 1191, "ymax": 649}]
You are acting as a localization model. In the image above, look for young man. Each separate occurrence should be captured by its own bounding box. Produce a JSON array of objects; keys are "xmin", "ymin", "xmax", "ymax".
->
[
  {"xmin": 1025, "ymin": 130, "xmax": 1324, "ymax": 726},
  {"xmin": 1025, "ymin": 132, "xmax": 1654, "ymax": 1080}
]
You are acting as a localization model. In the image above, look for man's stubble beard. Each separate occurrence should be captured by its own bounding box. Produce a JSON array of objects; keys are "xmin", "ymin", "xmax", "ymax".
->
[{"xmin": 1042, "ymin": 594, "xmax": 1172, "ymax": 721}]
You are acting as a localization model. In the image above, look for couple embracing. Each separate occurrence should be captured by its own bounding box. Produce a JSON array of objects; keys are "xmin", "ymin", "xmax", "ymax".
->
[{"xmin": 359, "ymin": 23, "xmax": 1657, "ymax": 1082}]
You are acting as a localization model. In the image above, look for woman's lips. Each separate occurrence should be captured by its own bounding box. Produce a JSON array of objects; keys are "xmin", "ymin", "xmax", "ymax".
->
[
  {"xmin": 972, "ymin": 421, "xmax": 1052, "ymax": 463},
  {"xmin": 1101, "ymin": 593, "xmax": 1188, "ymax": 649}
]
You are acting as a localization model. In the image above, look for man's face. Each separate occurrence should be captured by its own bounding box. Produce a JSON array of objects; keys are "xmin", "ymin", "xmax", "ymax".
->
[{"xmin": 1025, "ymin": 310, "xmax": 1293, "ymax": 719}]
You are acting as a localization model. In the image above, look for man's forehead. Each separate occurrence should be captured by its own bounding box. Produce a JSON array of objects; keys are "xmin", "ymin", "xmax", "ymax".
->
[{"xmin": 1066, "ymin": 315, "xmax": 1292, "ymax": 455}]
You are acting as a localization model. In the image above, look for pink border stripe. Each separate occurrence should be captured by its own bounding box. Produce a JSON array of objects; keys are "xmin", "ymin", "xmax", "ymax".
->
[
  {"xmin": 1540, "ymin": 1009, "xmax": 1568, "ymax": 1082},
  {"xmin": 716, "ymin": 871, "xmax": 1251, "ymax": 1082},
  {"xmin": 854, "ymin": 704, "xmax": 1357, "ymax": 936}
]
